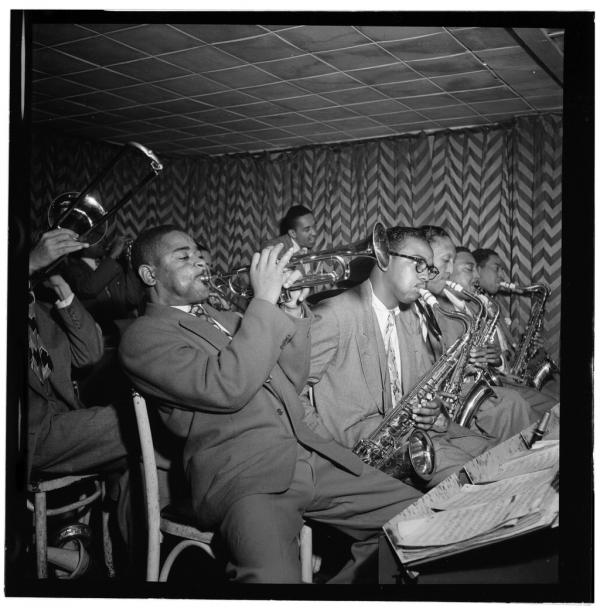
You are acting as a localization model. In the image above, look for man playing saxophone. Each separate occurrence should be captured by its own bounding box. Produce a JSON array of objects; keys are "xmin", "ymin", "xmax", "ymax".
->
[{"xmin": 302, "ymin": 226, "xmax": 497, "ymax": 489}]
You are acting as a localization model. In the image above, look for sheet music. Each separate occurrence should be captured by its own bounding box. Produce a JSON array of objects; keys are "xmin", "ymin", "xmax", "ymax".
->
[{"xmin": 428, "ymin": 468, "xmax": 556, "ymax": 511}]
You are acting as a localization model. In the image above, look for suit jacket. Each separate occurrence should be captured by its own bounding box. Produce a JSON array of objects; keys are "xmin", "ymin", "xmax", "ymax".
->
[
  {"xmin": 306, "ymin": 281, "xmax": 437, "ymax": 448},
  {"xmin": 27, "ymin": 296, "xmax": 104, "ymax": 478},
  {"xmin": 119, "ymin": 298, "xmax": 363, "ymax": 529}
]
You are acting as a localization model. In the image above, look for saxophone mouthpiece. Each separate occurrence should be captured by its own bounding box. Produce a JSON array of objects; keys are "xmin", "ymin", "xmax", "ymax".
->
[
  {"xmin": 499, "ymin": 281, "xmax": 517, "ymax": 291},
  {"xmin": 445, "ymin": 280, "xmax": 463, "ymax": 292},
  {"xmin": 418, "ymin": 288, "xmax": 438, "ymax": 307}
]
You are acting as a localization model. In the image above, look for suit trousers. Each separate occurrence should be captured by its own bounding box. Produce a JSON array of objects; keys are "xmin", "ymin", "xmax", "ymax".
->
[{"xmin": 218, "ymin": 445, "xmax": 422, "ymax": 583}]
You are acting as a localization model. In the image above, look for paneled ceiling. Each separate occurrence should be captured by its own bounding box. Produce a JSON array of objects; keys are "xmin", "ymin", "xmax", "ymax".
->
[{"xmin": 30, "ymin": 21, "xmax": 564, "ymax": 157}]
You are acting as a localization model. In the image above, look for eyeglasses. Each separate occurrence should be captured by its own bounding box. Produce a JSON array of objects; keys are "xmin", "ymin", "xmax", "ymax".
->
[{"xmin": 388, "ymin": 252, "xmax": 440, "ymax": 279}]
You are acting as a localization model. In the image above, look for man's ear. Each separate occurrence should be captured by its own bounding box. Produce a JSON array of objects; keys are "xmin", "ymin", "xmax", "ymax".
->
[
  {"xmin": 287, "ymin": 228, "xmax": 296, "ymax": 240},
  {"xmin": 138, "ymin": 264, "xmax": 156, "ymax": 287}
]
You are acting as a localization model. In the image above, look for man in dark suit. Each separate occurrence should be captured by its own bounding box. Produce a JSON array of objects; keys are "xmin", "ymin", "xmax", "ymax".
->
[
  {"xmin": 27, "ymin": 228, "xmax": 131, "ymax": 545},
  {"xmin": 303, "ymin": 227, "xmax": 495, "ymax": 489},
  {"xmin": 264, "ymin": 205, "xmax": 317, "ymax": 254},
  {"xmin": 119, "ymin": 224, "xmax": 423, "ymax": 584}
]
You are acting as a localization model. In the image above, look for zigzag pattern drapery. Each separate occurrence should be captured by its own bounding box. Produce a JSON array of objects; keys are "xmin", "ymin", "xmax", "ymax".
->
[{"xmin": 29, "ymin": 114, "xmax": 562, "ymax": 360}]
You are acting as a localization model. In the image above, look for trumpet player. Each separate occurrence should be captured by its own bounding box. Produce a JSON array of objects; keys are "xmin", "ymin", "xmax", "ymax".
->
[
  {"xmin": 119, "ymin": 224, "xmax": 425, "ymax": 584},
  {"xmin": 303, "ymin": 226, "xmax": 496, "ymax": 489}
]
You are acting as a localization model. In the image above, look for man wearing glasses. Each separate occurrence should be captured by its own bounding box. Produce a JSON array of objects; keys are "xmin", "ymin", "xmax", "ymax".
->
[{"xmin": 302, "ymin": 226, "xmax": 495, "ymax": 488}]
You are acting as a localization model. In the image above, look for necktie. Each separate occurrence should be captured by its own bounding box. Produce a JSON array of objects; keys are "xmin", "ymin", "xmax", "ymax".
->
[
  {"xmin": 189, "ymin": 303, "xmax": 232, "ymax": 339},
  {"xmin": 28, "ymin": 292, "xmax": 54, "ymax": 383},
  {"xmin": 385, "ymin": 311, "xmax": 403, "ymax": 409}
]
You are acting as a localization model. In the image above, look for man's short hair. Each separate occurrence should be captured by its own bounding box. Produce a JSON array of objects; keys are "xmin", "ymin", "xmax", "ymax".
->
[
  {"xmin": 131, "ymin": 224, "xmax": 181, "ymax": 273},
  {"xmin": 420, "ymin": 225, "xmax": 450, "ymax": 243},
  {"xmin": 387, "ymin": 226, "xmax": 427, "ymax": 250},
  {"xmin": 472, "ymin": 248, "xmax": 498, "ymax": 267},
  {"xmin": 279, "ymin": 205, "xmax": 313, "ymax": 235},
  {"xmin": 455, "ymin": 246, "xmax": 472, "ymax": 255}
]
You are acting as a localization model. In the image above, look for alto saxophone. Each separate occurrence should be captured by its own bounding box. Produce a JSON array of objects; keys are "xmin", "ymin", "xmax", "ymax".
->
[
  {"xmin": 499, "ymin": 282, "xmax": 560, "ymax": 389},
  {"xmin": 353, "ymin": 290, "xmax": 468, "ymax": 481}
]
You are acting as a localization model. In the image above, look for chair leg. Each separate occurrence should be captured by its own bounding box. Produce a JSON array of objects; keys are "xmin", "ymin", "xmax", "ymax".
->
[
  {"xmin": 300, "ymin": 524, "xmax": 313, "ymax": 584},
  {"xmin": 34, "ymin": 492, "xmax": 48, "ymax": 579},
  {"xmin": 159, "ymin": 539, "xmax": 214, "ymax": 582},
  {"xmin": 100, "ymin": 481, "xmax": 115, "ymax": 578}
]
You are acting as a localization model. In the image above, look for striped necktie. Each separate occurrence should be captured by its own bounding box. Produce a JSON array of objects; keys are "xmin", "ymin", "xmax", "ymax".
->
[
  {"xmin": 385, "ymin": 311, "xmax": 403, "ymax": 408},
  {"xmin": 28, "ymin": 292, "xmax": 54, "ymax": 383},
  {"xmin": 189, "ymin": 303, "xmax": 232, "ymax": 339}
]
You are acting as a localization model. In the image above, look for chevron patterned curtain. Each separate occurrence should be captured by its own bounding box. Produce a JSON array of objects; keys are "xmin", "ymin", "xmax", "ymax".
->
[{"xmin": 29, "ymin": 114, "xmax": 561, "ymax": 360}]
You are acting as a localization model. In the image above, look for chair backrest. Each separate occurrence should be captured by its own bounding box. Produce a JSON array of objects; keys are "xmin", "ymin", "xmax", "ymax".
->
[{"xmin": 131, "ymin": 390, "xmax": 161, "ymax": 581}]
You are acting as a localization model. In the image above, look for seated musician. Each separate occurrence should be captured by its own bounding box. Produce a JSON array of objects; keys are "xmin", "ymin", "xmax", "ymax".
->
[
  {"xmin": 27, "ymin": 228, "xmax": 132, "ymax": 558},
  {"xmin": 119, "ymin": 224, "xmax": 424, "ymax": 584},
  {"xmin": 472, "ymin": 248, "xmax": 559, "ymax": 403},
  {"xmin": 263, "ymin": 205, "xmax": 317, "ymax": 254},
  {"xmin": 303, "ymin": 226, "xmax": 498, "ymax": 489},
  {"xmin": 420, "ymin": 226, "xmax": 539, "ymax": 438}
]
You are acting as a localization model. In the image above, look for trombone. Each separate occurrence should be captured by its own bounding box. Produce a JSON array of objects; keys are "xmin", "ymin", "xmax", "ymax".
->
[
  {"xmin": 33, "ymin": 141, "xmax": 163, "ymax": 283},
  {"xmin": 209, "ymin": 221, "xmax": 390, "ymax": 301}
]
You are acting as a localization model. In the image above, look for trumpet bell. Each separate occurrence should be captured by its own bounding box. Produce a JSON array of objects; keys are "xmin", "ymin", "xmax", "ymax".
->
[
  {"xmin": 371, "ymin": 221, "xmax": 390, "ymax": 271},
  {"xmin": 49, "ymin": 191, "xmax": 108, "ymax": 245}
]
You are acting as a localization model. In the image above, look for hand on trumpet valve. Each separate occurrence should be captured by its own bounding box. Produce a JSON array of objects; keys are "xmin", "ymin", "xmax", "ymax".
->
[
  {"xmin": 29, "ymin": 228, "xmax": 89, "ymax": 276},
  {"xmin": 250, "ymin": 244, "xmax": 295, "ymax": 305}
]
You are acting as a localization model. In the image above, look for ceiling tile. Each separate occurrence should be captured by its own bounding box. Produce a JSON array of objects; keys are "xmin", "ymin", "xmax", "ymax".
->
[
  {"xmin": 329, "ymin": 116, "xmax": 380, "ymax": 130},
  {"xmin": 157, "ymin": 74, "xmax": 227, "ymax": 96},
  {"xmin": 242, "ymin": 127, "xmax": 292, "ymax": 140},
  {"xmin": 225, "ymin": 101, "xmax": 284, "ymax": 118},
  {"xmin": 193, "ymin": 90, "xmax": 260, "ymax": 107},
  {"xmin": 344, "ymin": 125, "xmax": 396, "ymax": 138},
  {"xmin": 35, "ymin": 97, "xmax": 101, "ymax": 116},
  {"xmin": 204, "ymin": 132, "xmax": 260, "ymax": 144},
  {"xmin": 80, "ymin": 24, "xmax": 139, "ymax": 35},
  {"xmin": 452, "ymin": 85, "xmax": 518, "ymax": 103},
  {"xmin": 450, "ymin": 27, "xmax": 517, "ymax": 51},
  {"xmin": 346, "ymin": 63, "xmax": 419, "ymax": 86},
  {"xmin": 72, "ymin": 124, "xmax": 124, "ymax": 139},
  {"xmin": 274, "ymin": 95, "xmax": 335, "ymax": 112},
  {"xmin": 431, "ymin": 70, "xmax": 500, "ymax": 92},
  {"xmin": 321, "ymin": 87, "xmax": 386, "ymax": 105},
  {"xmin": 434, "ymin": 116, "xmax": 491, "ymax": 128},
  {"xmin": 55, "ymin": 36, "xmax": 147, "ymax": 66},
  {"xmin": 258, "ymin": 113, "xmax": 314, "ymax": 127},
  {"xmin": 183, "ymin": 124, "xmax": 229, "ymax": 136},
  {"xmin": 316, "ymin": 44, "xmax": 398, "ymax": 71},
  {"xmin": 495, "ymin": 69, "xmax": 559, "ymax": 95},
  {"xmin": 218, "ymin": 33, "xmax": 304, "ymax": 62},
  {"xmin": 164, "ymin": 46, "xmax": 245, "ymax": 72},
  {"xmin": 348, "ymin": 98, "xmax": 408, "ymax": 116},
  {"xmin": 277, "ymin": 26, "xmax": 370, "ymax": 52},
  {"xmin": 470, "ymin": 98, "xmax": 531, "ymax": 114},
  {"xmin": 373, "ymin": 110, "xmax": 427, "ymax": 125},
  {"xmin": 476, "ymin": 46, "xmax": 536, "ymax": 70},
  {"xmin": 302, "ymin": 106, "xmax": 359, "ymax": 121},
  {"xmin": 113, "ymin": 84, "xmax": 179, "ymax": 103},
  {"xmin": 240, "ymin": 81, "xmax": 307, "ymax": 101},
  {"xmin": 109, "ymin": 105, "xmax": 170, "ymax": 120},
  {"xmin": 382, "ymin": 32, "xmax": 466, "ymax": 61},
  {"xmin": 284, "ymin": 122, "xmax": 338, "ymax": 135},
  {"xmin": 355, "ymin": 26, "xmax": 444, "ymax": 42},
  {"xmin": 257, "ymin": 54, "xmax": 335, "ymax": 79},
  {"xmin": 147, "ymin": 114, "xmax": 203, "ymax": 129},
  {"xmin": 398, "ymin": 93, "xmax": 460, "ymax": 110},
  {"xmin": 33, "ymin": 116, "xmax": 89, "ymax": 130},
  {"xmin": 203, "ymin": 65, "xmax": 278, "ymax": 88},
  {"xmin": 375, "ymin": 79, "xmax": 443, "ymax": 98},
  {"xmin": 32, "ymin": 23, "xmax": 93, "ymax": 46},
  {"xmin": 149, "ymin": 98, "xmax": 213, "ymax": 114},
  {"xmin": 33, "ymin": 47, "xmax": 96, "ymax": 75},
  {"xmin": 267, "ymin": 136, "xmax": 313, "ymax": 148},
  {"xmin": 32, "ymin": 76, "xmax": 93, "ymax": 98},
  {"xmin": 306, "ymin": 131, "xmax": 347, "ymax": 143},
  {"xmin": 293, "ymin": 72, "xmax": 362, "ymax": 93},
  {"xmin": 188, "ymin": 108, "xmax": 245, "ymax": 123},
  {"xmin": 526, "ymin": 94, "xmax": 563, "ymax": 110},
  {"xmin": 407, "ymin": 52, "xmax": 484, "ymax": 77},
  {"xmin": 420, "ymin": 104, "xmax": 478, "ymax": 120},
  {"xmin": 63, "ymin": 68, "xmax": 138, "ymax": 89},
  {"xmin": 107, "ymin": 24, "xmax": 201, "ymax": 54},
  {"xmin": 110, "ymin": 58, "xmax": 189, "ymax": 81},
  {"xmin": 70, "ymin": 90, "xmax": 136, "ymax": 111},
  {"xmin": 172, "ymin": 24, "xmax": 267, "ymax": 44},
  {"xmin": 104, "ymin": 119, "xmax": 160, "ymax": 134},
  {"xmin": 219, "ymin": 118, "xmax": 270, "ymax": 132}
]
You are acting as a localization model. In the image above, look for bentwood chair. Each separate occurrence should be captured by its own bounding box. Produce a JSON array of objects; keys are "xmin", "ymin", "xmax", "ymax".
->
[
  {"xmin": 27, "ymin": 473, "xmax": 114, "ymax": 579},
  {"xmin": 132, "ymin": 390, "xmax": 318, "ymax": 583}
]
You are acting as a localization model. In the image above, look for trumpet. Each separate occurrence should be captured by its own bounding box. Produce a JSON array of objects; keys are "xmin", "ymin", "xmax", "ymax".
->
[{"xmin": 209, "ymin": 222, "xmax": 390, "ymax": 301}]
